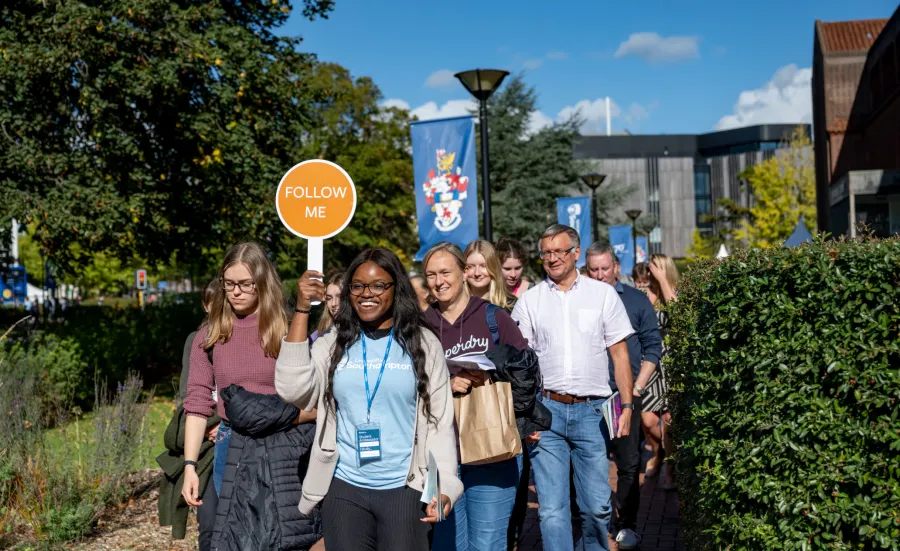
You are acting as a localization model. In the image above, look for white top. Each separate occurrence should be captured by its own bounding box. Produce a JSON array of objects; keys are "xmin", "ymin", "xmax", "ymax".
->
[{"xmin": 511, "ymin": 273, "xmax": 634, "ymax": 397}]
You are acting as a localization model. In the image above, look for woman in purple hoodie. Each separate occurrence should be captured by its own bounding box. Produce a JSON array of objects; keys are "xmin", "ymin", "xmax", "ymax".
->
[{"xmin": 422, "ymin": 242, "xmax": 529, "ymax": 551}]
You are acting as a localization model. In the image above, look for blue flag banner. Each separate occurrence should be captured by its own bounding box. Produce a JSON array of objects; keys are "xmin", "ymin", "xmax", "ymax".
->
[
  {"xmin": 412, "ymin": 116, "xmax": 479, "ymax": 261},
  {"xmin": 635, "ymin": 236, "xmax": 648, "ymax": 265},
  {"xmin": 609, "ymin": 224, "xmax": 634, "ymax": 275},
  {"xmin": 556, "ymin": 196, "xmax": 592, "ymax": 268}
]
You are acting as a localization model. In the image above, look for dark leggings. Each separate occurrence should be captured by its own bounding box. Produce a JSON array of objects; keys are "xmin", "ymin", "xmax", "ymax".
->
[
  {"xmin": 197, "ymin": 476, "xmax": 218, "ymax": 551},
  {"xmin": 322, "ymin": 477, "xmax": 432, "ymax": 551}
]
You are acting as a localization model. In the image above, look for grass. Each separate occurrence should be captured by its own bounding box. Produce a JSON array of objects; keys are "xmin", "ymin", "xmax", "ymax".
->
[{"xmin": 44, "ymin": 396, "xmax": 176, "ymax": 471}]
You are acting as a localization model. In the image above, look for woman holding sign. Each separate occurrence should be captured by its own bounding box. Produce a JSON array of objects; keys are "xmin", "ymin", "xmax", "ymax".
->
[
  {"xmin": 422, "ymin": 242, "xmax": 540, "ymax": 551},
  {"xmin": 275, "ymin": 248, "xmax": 462, "ymax": 551}
]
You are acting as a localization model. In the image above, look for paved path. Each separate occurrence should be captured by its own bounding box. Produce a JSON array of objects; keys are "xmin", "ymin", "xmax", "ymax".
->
[{"xmin": 517, "ymin": 459, "xmax": 685, "ymax": 550}]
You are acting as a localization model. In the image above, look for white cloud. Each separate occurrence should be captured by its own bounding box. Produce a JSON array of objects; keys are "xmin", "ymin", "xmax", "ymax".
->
[
  {"xmin": 557, "ymin": 98, "xmax": 622, "ymax": 133},
  {"xmin": 526, "ymin": 110, "xmax": 554, "ymax": 135},
  {"xmin": 380, "ymin": 98, "xmax": 476, "ymax": 121},
  {"xmin": 527, "ymin": 97, "xmax": 655, "ymax": 135},
  {"xmin": 380, "ymin": 98, "xmax": 410, "ymax": 111},
  {"xmin": 546, "ymin": 51, "xmax": 568, "ymax": 60},
  {"xmin": 424, "ymin": 69, "xmax": 457, "ymax": 88},
  {"xmin": 411, "ymin": 99, "xmax": 476, "ymax": 120},
  {"xmin": 715, "ymin": 64, "xmax": 812, "ymax": 130},
  {"xmin": 615, "ymin": 32, "xmax": 700, "ymax": 63},
  {"xmin": 523, "ymin": 59, "xmax": 543, "ymax": 70},
  {"xmin": 382, "ymin": 95, "xmax": 654, "ymax": 134}
]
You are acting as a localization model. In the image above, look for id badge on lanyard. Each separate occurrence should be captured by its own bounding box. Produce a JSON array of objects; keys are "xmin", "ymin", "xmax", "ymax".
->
[{"xmin": 357, "ymin": 329, "xmax": 393, "ymax": 465}]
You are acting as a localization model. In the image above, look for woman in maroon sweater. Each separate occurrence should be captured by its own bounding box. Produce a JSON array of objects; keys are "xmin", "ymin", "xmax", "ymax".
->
[
  {"xmin": 422, "ymin": 242, "xmax": 532, "ymax": 551},
  {"xmin": 180, "ymin": 242, "xmax": 319, "ymax": 549}
]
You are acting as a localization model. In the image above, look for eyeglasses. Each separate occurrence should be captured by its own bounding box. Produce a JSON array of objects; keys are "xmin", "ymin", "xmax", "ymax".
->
[
  {"xmin": 349, "ymin": 281, "xmax": 394, "ymax": 296},
  {"xmin": 539, "ymin": 247, "xmax": 576, "ymax": 260},
  {"xmin": 223, "ymin": 280, "xmax": 256, "ymax": 293}
]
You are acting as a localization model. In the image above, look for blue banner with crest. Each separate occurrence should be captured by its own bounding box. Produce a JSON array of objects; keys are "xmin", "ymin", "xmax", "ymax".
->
[
  {"xmin": 556, "ymin": 196, "xmax": 592, "ymax": 268},
  {"xmin": 412, "ymin": 116, "xmax": 478, "ymax": 261},
  {"xmin": 609, "ymin": 224, "xmax": 634, "ymax": 275}
]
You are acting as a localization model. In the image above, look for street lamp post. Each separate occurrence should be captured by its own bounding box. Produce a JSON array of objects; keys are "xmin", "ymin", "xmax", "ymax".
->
[
  {"xmin": 580, "ymin": 172, "xmax": 607, "ymax": 244},
  {"xmin": 625, "ymin": 209, "xmax": 642, "ymax": 268},
  {"xmin": 455, "ymin": 69, "xmax": 510, "ymax": 243}
]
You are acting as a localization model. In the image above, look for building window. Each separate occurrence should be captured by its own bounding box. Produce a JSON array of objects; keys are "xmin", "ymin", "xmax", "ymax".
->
[{"xmin": 694, "ymin": 162, "xmax": 713, "ymax": 236}]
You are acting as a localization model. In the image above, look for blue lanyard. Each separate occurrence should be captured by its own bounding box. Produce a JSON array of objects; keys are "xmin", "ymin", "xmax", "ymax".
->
[{"xmin": 362, "ymin": 328, "xmax": 394, "ymax": 422}]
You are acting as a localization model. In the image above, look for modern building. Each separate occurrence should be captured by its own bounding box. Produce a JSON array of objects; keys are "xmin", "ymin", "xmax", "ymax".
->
[
  {"xmin": 813, "ymin": 11, "xmax": 900, "ymax": 237},
  {"xmin": 574, "ymin": 124, "xmax": 810, "ymax": 258}
]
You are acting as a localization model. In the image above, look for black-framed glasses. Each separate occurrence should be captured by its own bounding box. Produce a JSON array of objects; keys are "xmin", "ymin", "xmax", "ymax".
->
[
  {"xmin": 223, "ymin": 280, "xmax": 257, "ymax": 293},
  {"xmin": 539, "ymin": 247, "xmax": 575, "ymax": 260},
  {"xmin": 349, "ymin": 282, "xmax": 394, "ymax": 296}
]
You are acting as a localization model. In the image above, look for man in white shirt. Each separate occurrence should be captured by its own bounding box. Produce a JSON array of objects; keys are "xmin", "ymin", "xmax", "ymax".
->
[{"xmin": 512, "ymin": 224, "xmax": 635, "ymax": 551}]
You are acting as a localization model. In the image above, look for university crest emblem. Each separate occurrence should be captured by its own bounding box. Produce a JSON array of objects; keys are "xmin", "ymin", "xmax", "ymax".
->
[{"xmin": 422, "ymin": 149, "xmax": 469, "ymax": 232}]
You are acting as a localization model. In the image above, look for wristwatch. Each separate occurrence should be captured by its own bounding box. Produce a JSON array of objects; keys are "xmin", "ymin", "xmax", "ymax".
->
[
  {"xmin": 184, "ymin": 460, "xmax": 199, "ymax": 469},
  {"xmin": 634, "ymin": 384, "xmax": 647, "ymax": 396},
  {"xmin": 621, "ymin": 403, "xmax": 635, "ymax": 410}
]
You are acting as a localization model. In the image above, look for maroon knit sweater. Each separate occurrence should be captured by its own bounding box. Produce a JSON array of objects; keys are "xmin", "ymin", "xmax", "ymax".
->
[{"xmin": 185, "ymin": 313, "xmax": 277, "ymax": 421}]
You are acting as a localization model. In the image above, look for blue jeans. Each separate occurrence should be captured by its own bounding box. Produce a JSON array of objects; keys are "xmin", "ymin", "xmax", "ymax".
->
[
  {"xmin": 433, "ymin": 455, "xmax": 523, "ymax": 551},
  {"xmin": 529, "ymin": 396, "xmax": 613, "ymax": 551},
  {"xmin": 212, "ymin": 421, "xmax": 232, "ymax": 496}
]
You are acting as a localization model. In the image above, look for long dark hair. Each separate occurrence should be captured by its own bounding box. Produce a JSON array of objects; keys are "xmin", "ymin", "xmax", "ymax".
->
[{"xmin": 326, "ymin": 248, "xmax": 434, "ymax": 421}]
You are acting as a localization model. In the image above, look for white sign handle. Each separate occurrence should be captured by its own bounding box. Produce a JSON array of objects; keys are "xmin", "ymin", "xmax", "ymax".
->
[{"xmin": 308, "ymin": 237, "xmax": 324, "ymax": 306}]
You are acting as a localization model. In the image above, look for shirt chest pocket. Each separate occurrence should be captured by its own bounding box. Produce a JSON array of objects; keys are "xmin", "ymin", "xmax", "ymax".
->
[{"xmin": 577, "ymin": 309, "xmax": 601, "ymax": 336}]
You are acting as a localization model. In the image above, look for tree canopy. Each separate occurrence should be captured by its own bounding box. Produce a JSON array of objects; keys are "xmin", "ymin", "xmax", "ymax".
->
[
  {"xmin": 689, "ymin": 126, "xmax": 815, "ymax": 258},
  {"xmin": 0, "ymin": 0, "xmax": 336, "ymax": 273},
  {"xmin": 483, "ymin": 75, "xmax": 582, "ymax": 254},
  {"xmin": 1, "ymin": 1, "xmax": 424, "ymax": 283}
]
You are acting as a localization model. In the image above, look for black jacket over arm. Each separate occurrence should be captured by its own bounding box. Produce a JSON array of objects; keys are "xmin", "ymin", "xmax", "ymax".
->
[{"xmin": 212, "ymin": 385, "xmax": 321, "ymax": 551}]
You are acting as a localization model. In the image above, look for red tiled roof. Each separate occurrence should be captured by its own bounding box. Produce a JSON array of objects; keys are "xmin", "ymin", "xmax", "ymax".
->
[{"xmin": 818, "ymin": 19, "xmax": 889, "ymax": 53}]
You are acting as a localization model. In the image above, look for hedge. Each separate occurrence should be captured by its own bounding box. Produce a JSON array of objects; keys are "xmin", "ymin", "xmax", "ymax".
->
[
  {"xmin": 1, "ymin": 298, "xmax": 204, "ymax": 406},
  {"xmin": 666, "ymin": 237, "xmax": 900, "ymax": 550}
]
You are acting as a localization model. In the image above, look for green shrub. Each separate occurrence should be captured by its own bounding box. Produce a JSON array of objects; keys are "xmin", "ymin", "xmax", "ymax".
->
[
  {"xmin": 0, "ymin": 365, "xmax": 152, "ymax": 547},
  {"xmin": 42, "ymin": 500, "xmax": 95, "ymax": 543},
  {"xmin": 1, "ymin": 301, "xmax": 203, "ymax": 409},
  {"xmin": 666, "ymin": 237, "xmax": 900, "ymax": 550}
]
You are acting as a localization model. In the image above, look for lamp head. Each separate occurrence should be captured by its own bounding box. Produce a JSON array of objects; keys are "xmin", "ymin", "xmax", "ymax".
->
[{"xmin": 455, "ymin": 69, "xmax": 510, "ymax": 102}]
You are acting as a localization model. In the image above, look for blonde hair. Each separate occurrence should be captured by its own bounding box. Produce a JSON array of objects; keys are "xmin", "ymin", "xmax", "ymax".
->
[
  {"xmin": 205, "ymin": 242, "xmax": 287, "ymax": 357},
  {"xmin": 463, "ymin": 240, "xmax": 512, "ymax": 308},
  {"xmin": 317, "ymin": 272, "xmax": 345, "ymax": 334},
  {"xmin": 650, "ymin": 253, "xmax": 679, "ymax": 291}
]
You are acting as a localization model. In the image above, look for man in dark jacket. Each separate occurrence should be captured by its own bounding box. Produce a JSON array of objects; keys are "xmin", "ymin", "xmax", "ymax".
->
[
  {"xmin": 585, "ymin": 242, "xmax": 662, "ymax": 550},
  {"xmin": 213, "ymin": 385, "xmax": 321, "ymax": 551}
]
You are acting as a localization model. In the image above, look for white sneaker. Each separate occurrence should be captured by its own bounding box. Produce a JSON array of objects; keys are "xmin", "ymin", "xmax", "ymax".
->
[{"xmin": 616, "ymin": 528, "xmax": 642, "ymax": 549}]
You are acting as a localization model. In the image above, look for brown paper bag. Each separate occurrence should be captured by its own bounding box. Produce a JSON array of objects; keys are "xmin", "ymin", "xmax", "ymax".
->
[{"xmin": 453, "ymin": 377, "xmax": 522, "ymax": 465}]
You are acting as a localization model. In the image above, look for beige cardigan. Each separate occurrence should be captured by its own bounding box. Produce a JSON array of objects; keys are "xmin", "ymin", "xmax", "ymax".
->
[{"xmin": 274, "ymin": 329, "xmax": 464, "ymax": 514}]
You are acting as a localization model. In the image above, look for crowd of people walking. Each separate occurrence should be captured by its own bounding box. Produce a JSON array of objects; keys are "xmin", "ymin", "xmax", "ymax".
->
[{"xmin": 161, "ymin": 223, "xmax": 681, "ymax": 551}]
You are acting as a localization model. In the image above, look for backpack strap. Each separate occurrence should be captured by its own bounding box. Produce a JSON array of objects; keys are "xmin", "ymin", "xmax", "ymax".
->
[
  {"xmin": 485, "ymin": 304, "xmax": 501, "ymax": 346},
  {"xmin": 207, "ymin": 345, "xmax": 214, "ymax": 366}
]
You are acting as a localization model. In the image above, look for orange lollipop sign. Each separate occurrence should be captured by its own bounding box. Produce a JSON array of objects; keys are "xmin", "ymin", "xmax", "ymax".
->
[{"xmin": 276, "ymin": 160, "xmax": 357, "ymax": 275}]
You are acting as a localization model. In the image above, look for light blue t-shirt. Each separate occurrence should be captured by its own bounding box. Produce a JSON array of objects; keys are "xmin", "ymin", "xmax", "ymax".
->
[{"xmin": 333, "ymin": 331, "xmax": 417, "ymax": 489}]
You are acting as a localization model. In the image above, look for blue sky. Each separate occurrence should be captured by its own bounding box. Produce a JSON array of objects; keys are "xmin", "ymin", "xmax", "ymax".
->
[{"xmin": 282, "ymin": 0, "xmax": 896, "ymax": 134}]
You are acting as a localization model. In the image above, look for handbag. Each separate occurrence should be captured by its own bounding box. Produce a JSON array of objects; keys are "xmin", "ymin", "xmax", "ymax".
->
[{"xmin": 453, "ymin": 377, "xmax": 523, "ymax": 465}]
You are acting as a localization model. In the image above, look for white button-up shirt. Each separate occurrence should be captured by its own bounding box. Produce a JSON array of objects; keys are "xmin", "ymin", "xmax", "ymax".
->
[{"xmin": 511, "ymin": 273, "xmax": 634, "ymax": 397}]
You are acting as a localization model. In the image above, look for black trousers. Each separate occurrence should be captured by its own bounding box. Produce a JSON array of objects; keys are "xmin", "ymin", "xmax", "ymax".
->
[
  {"xmin": 609, "ymin": 395, "xmax": 643, "ymax": 531},
  {"xmin": 197, "ymin": 476, "xmax": 218, "ymax": 551},
  {"xmin": 322, "ymin": 477, "xmax": 432, "ymax": 551}
]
